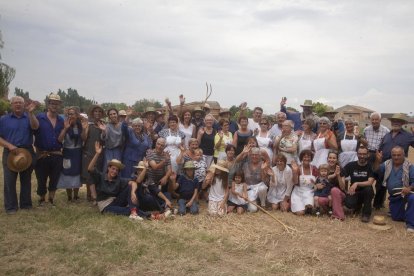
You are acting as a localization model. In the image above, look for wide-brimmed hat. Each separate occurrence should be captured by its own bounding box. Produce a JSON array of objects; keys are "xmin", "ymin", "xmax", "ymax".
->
[
  {"xmin": 47, "ymin": 93, "xmax": 62, "ymax": 102},
  {"xmin": 192, "ymin": 106, "xmax": 205, "ymax": 116},
  {"xmin": 88, "ymin": 105, "xmax": 105, "ymax": 118},
  {"xmin": 143, "ymin": 107, "xmax": 157, "ymax": 117},
  {"xmin": 368, "ymin": 215, "xmax": 392, "ymax": 231},
  {"xmin": 203, "ymin": 103, "xmax": 211, "ymax": 110},
  {"xmin": 388, "ymin": 113, "xmax": 408, "ymax": 124},
  {"xmin": 183, "ymin": 161, "xmax": 196, "ymax": 169},
  {"xmin": 219, "ymin": 108, "xmax": 230, "ymax": 115},
  {"xmin": 108, "ymin": 159, "xmax": 125, "ymax": 170},
  {"xmin": 323, "ymin": 106, "xmax": 338, "ymax": 114},
  {"xmin": 133, "ymin": 161, "xmax": 146, "ymax": 169},
  {"xmin": 300, "ymin": 100, "xmax": 313, "ymax": 107},
  {"xmin": 7, "ymin": 148, "xmax": 32, "ymax": 172},
  {"xmin": 118, "ymin": 110, "xmax": 127, "ymax": 116},
  {"xmin": 209, "ymin": 160, "xmax": 229, "ymax": 173}
]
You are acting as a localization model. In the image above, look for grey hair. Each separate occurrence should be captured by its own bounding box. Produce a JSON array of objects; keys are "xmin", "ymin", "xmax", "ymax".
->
[
  {"xmin": 250, "ymin": 147, "xmax": 261, "ymax": 154},
  {"xmin": 282, "ymin": 120, "xmax": 294, "ymax": 128},
  {"xmin": 132, "ymin": 117, "xmax": 143, "ymax": 125},
  {"xmin": 344, "ymin": 117, "xmax": 354, "ymax": 124},
  {"xmin": 370, "ymin": 112, "xmax": 381, "ymax": 120},
  {"xmin": 275, "ymin": 112, "xmax": 287, "ymax": 119},
  {"xmin": 157, "ymin": 137, "xmax": 166, "ymax": 144},
  {"xmin": 319, "ymin": 116, "xmax": 331, "ymax": 126},
  {"xmin": 204, "ymin": 114, "xmax": 215, "ymax": 121},
  {"xmin": 10, "ymin": 96, "xmax": 24, "ymax": 103}
]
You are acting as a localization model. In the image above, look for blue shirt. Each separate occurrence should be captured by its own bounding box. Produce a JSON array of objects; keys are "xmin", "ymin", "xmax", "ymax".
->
[
  {"xmin": 379, "ymin": 162, "xmax": 414, "ymax": 194},
  {"xmin": 280, "ymin": 105, "xmax": 318, "ymax": 132},
  {"xmin": 0, "ymin": 112, "xmax": 34, "ymax": 147},
  {"xmin": 379, "ymin": 129, "xmax": 414, "ymax": 161},
  {"xmin": 177, "ymin": 174, "xmax": 199, "ymax": 200},
  {"xmin": 34, "ymin": 112, "xmax": 64, "ymax": 151}
]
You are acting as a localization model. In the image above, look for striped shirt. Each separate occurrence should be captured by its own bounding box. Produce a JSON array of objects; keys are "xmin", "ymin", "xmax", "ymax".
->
[
  {"xmin": 363, "ymin": 125, "xmax": 389, "ymax": 151},
  {"xmin": 147, "ymin": 150, "xmax": 171, "ymax": 184}
]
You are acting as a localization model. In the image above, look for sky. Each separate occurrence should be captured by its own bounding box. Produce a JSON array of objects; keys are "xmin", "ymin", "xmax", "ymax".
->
[{"xmin": 1, "ymin": 0, "xmax": 414, "ymax": 115}]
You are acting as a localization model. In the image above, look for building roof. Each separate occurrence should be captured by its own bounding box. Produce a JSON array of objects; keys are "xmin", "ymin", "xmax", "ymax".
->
[{"xmin": 334, "ymin": 105, "xmax": 375, "ymax": 113}]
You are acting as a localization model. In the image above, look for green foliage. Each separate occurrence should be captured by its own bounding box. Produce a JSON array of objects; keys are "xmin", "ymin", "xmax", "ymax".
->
[
  {"xmin": 0, "ymin": 98, "xmax": 10, "ymax": 115},
  {"xmin": 132, "ymin": 99, "xmax": 162, "ymax": 112},
  {"xmin": 14, "ymin": 87, "xmax": 44, "ymax": 114},
  {"xmin": 101, "ymin": 102, "xmax": 128, "ymax": 111},
  {"xmin": 0, "ymin": 32, "xmax": 15, "ymax": 99},
  {"xmin": 312, "ymin": 102, "xmax": 329, "ymax": 117},
  {"xmin": 45, "ymin": 88, "xmax": 97, "ymax": 113},
  {"xmin": 286, "ymin": 106, "xmax": 298, "ymax": 112}
]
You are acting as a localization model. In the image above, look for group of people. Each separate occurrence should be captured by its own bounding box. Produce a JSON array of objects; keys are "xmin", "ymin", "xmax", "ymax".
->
[{"xmin": 1, "ymin": 94, "xmax": 414, "ymax": 232}]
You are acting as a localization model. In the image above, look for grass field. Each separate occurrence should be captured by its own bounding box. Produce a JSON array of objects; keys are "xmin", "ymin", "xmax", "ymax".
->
[{"xmin": 1, "ymin": 149, "xmax": 414, "ymax": 275}]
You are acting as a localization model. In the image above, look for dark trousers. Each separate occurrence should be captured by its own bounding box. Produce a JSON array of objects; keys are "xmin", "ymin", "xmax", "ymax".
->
[
  {"xmin": 373, "ymin": 183, "xmax": 387, "ymax": 209},
  {"xmin": 2, "ymin": 149, "xmax": 35, "ymax": 212},
  {"xmin": 136, "ymin": 185, "xmax": 171, "ymax": 212},
  {"xmin": 389, "ymin": 194, "xmax": 414, "ymax": 229},
  {"xmin": 103, "ymin": 185, "xmax": 147, "ymax": 217},
  {"xmin": 35, "ymin": 154, "xmax": 63, "ymax": 196},
  {"xmin": 344, "ymin": 186, "xmax": 374, "ymax": 217}
]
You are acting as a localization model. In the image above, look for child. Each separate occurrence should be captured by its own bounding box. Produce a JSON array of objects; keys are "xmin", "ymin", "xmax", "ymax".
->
[
  {"xmin": 193, "ymin": 148, "xmax": 207, "ymax": 190},
  {"xmin": 313, "ymin": 164, "xmax": 332, "ymax": 216},
  {"xmin": 171, "ymin": 161, "xmax": 199, "ymax": 215},
  {"xmin": 203, "ymin": 160, "xmax": 229, "ymax": 216},
  {"xmin": 227, "ymin": 170, "xmax": 248, "ymax": 214}
]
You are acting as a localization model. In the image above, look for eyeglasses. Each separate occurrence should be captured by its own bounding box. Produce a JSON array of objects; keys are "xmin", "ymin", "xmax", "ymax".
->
[{"xmin": 260, "ymin": 123, "xmax": 267, "ymax": 125}]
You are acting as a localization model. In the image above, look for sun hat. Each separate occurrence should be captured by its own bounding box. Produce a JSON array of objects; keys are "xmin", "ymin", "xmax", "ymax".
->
[
  {"xmin": 118, "ymin": 110, "xmax": 127, "ymax": 116},
  {"xmin": 108, "ymin": 159, "xmax": 125, "ymax": 170},
  {"xmin": 368, "ymin": 215, "xmax": 392, "ymax": 231},
  {"xmin": 388, "ymin": 113, "xmax": 408, "ymax": 124},
  {"xmin": 192, "ymin": 106, "xmax": 205, "ymax": 116},
  {"xmin": 143, "ymin": 107, "xmax": 157, "ymax": 117},
  {"xmin": 47, "ymin": 93, "xmax": 62, "ymax": 102},
  {"xmin": 133, "ymin": 161, "xmax": 146, "ymax": 169},
  {"xmin": 300, "ymin": 100, "xmax": 313, "ymax": 107},
  {"xmin": 209, "ymin": 160, "xmax": 229, "ymax": 173},
  {"xmin": 7, "ymin": 148, "xmax": 32, "ymax": 172},
  {"xmin": 323, "ymin": 106, "xmax": 338, "ymax": 114},
  {"xmin": 88, "ymin": 105, "xmax": 105, "ymax": 118},
  {"xmin": 203, "ymin": 103, "xmax": 211, "ymax": 110},
  {"xmin": 183, "ymin": 161, "xmax": 196, "ymax": 169}
]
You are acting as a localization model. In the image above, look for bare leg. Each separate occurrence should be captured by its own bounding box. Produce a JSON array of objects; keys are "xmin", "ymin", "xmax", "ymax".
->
[
  {"xmin": 236, "ymin": 207, "xmax": 245, "ymax": 214},
  {"xmin": 66, "ymin": 189, "xmax": 72, "ymax": 201}
]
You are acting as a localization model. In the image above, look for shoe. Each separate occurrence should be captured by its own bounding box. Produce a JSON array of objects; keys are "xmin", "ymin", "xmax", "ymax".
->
[
  {"xmin": 38, "ymin": 199, "xmax": 46, "ymax": 207},
  {"xmin": 129, "ymin": 214, "xmax": 143, "ymax": 221},
  {"xmin": 407, "ymin": 228, "xmax": 414, "ymax": 233},
  {"xmin": 314, "ymin": 207, "xmax": 321, "ymax": 216},
  {"xmin": 328, "ymin": 207, "xmax": 333, "ymax": 215},
  {"xmin": 361, "ymin": 215, "xmax": 370, "ymax": 223},
  {"xmin": 49, "ymin": 198, "xmax": 56, "ymax": 207},
  {"xmin": 151, "ymin": 213, "xmax": 165, "ymax": 220},
  {"xmin": 164, "ymin": 209, "xmax": 172, "ymax": 218},
  {"xmin": 173, "ymin": 208, "xmax": 179, "ymax": 215}
]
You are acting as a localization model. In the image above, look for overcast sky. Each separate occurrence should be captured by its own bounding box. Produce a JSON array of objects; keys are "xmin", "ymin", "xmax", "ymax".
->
[{"xmin": 1, "ymin": 0, "xmax": 414, "ymax": 114}]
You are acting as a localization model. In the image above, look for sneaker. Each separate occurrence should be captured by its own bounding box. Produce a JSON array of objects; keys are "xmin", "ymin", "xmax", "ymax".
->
[
  {"xmin": 173, "ymin": 208, "xmax": 179, "ymax": 215},
  {"xmin": 314, "ymin": 207, "xmax": 321, "ymax": 216},
  {"xmin": 129, "ymin": 214, "xmax": 143, "ymax": 221},
  {"xmin": 407, "ymin": 228, "xmax": 414, "ymax": 233},
  {"xmin": 328, "ymin": 207, "xmax": 333, "ymax": 215},
  {"xmin": 361, "ymin": 215, "xmax": 370, "ymax": 223},
  {"xmin": 164, "ymin": 209, "xmax": 172, "ymax": 218}
]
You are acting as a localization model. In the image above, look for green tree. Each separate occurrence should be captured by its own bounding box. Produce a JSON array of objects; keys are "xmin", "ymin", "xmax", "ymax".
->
[
  {"xmin": 132, "ymin": 99, "xmax": 162, "ymax": 112},
  {"xmin": 45, "ymin": 88, "xmax": 97, "ymax": 112},
  {"xmin": 312, "ymin": 102, "xmax": 329, "ymax": 117},
  {"xmin": 14, "ymin": 87, "xmax": 30, "ymax": 100},
  {"xmin": 101, "ymin": 102, "xmax": 128, "ymax": 111},
  {"xmin": 0, "ymin": 30, "xmax": 16, "ymax": 100}
]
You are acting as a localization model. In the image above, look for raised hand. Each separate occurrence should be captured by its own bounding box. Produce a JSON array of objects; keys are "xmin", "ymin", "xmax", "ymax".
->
[
  {"xmin": 25, "ymin": 101, "xmax": 39, "ymax": 113},
  {"xmin": 163, "ymin": 151, "xmax": 171, "ymax": 161},
  {"xmin": 179, "ymin": 94, "xmax": 185, "ymax": 105},
  {"xmin": 81, "ymin": 117, "xmax": 89, "ymax": 130},
  {"xmin": 97, "ymin": 121, "xmax": 106, "ymax": 131},
  {"xmin": 64, "ymin": 118, "xmax": 72, "ymax": 130},
  {"xmin": 280, "ymin": 97, "xmax": 287, "ymax": 106},
  {"xmin": 335, "ymin": 165, "xmax": 341, "ymax": 176},
  {"xmin": 126, "ymin": 107, "xmax": 133, "ymax": 116},
  {"xmin": 169, "ymin": 171, "xmax": 177, "ymax": 182},
  {"xmin": 291, "ymin": 160, "xmax": 299, "ymax": 173},
  {"xmin": 94, "ymin": 141, "xmax": 102, "ymax": 154},
  {"xmin": 375, "ymin": 150, "xmax": 383, "ymax": 162}
]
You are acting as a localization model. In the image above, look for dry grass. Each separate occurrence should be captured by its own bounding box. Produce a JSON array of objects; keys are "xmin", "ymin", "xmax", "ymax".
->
[{"xmin": 1, "ymin": 149, "xmax": 414, "ymax": 275}]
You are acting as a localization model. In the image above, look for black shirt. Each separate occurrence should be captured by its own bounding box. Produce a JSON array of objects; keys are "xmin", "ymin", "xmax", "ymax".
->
[{"xmin": 341, "ymin": 161, "xmax": 373, "ymax": 190}]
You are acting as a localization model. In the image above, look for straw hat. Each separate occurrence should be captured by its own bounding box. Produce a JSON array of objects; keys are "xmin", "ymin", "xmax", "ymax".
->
[
  {"xmin": 192, "ymin": 106, "xmax": 205, "ymax": 116},
  {"xmin": 143, "ymin": 107, "xmax": 157, "ymax": 117},
  {"xmin": 108, "ymin": 159, "xmax": 125, "ymax": 170},
  {"xmin": 368, "ymin": 215, "xmax": 392, "ymax": 231},
  {"xmin": 7, "ymin": 148, "xmax": 32, "ymax": 172},
  {"xmin": 118, "ymin": 110, "xmax": 127, "ymax": 116},
  {"xmin": 183, "ymin": 161, "xmax": 196, "ymax": 169},
  {"xmin": 388, "ymin": 113, "xmax": 408, "ymax": 124},
  {"xmin": 203, "ymin": 103, "xmax": 211, "ymax": 110},
  {"xmin": 209, "ymin": 160, "xmax": 229, "ymax": 173},
  {"xmin": 47, "ymin": 93, "xmax": 62, "ymax": 102},
  {"xmin": 88, "ymin": 105, "xmax": 105, "ymax": 118},
  {"xmin": 323, "ymin": 106, "xmax": 338, "ymax": 114},
  {"xmin": 133, "ymin": 161, "xmax": 146, "ymax": 169},
  {"xmin": 300, "ymin": 100, "xmax": 313, "ymax": 107}
]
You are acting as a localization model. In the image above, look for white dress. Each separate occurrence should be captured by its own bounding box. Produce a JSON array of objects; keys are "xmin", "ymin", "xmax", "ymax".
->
[
  {"xmin": 298, "ymin": 133, "xmax": 313, "ymax": 156},
  {"xmin": 338, "ymin": 134, "xmax": 358, "ymax": 168},
  {"xmin": 312, "ymin": 133, "xmax": 330, "ymax": 168},
  {"xmin": 290, "ymin": 166, "xmax": 315, "ymax": 212},
  {"xmin": 179, "ymin": 123, "xmax": 194, "ymax": 149},
  {"xmin": 256, "ymin": 131, "xmax": 273, "ymax": 162},
  {"xmin": 228, "ymin": 183, "xmax": 247, "ymax": 205},
  {"xmin": 165, "ymin": 129, "xmax": 182, "ymax": 173},
  {"xmin": 267, "ymin": 166, "xmax": 293, "ymax": 204}
]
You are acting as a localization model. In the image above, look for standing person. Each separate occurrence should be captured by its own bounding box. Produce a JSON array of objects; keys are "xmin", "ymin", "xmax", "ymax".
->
[
  {"xmin": 338, "ymin": 118, "xmax": 367, "ymax": 168},
  {"xmin": 323, "ymin": 106, "xmax": 344, "ymax": 138},
  {"xmin": 239, "ymin": 103, "xmax": 263, "ymax": 134},
  {"xmin": 280, "ymin": 98, "xmax": 319, "ymax": 132},
  {"xmin": 269, "ymin": 112, "xmax": 286, "ymax": 138},
  {"xmin": 376, "ymin": 113, "xmax": 414, "ymax": 209},
  {"xmin": 298, "ymin": 118, "xmax": 316, "ymax": 156},
  {"xmin": 339, "ymin": 146, "xmax": 375, "ymax": 223},
  {"xmin": 0, "ymin": 96, "xmax": 39, "ymax": 213},
  {"xmin": 197, "ymin": 114, "xmax": 216, "ymax": 167},
  {"xmin": 191, "ymin": 106, "xmax": 205, "ymax": 135},
  {"xmin": 273, "ymin": 120, "xmax": 298, "ymax": 166},
  {"xmin": 256, "ymin": 118, "xmax": 274, "ymax": 163},
  {"xmin": 179, "ymin": 109, "xmax": 196, "ymax": 150},
  {"xmin": 203, "ymin": 160, "xmax": 230, "ymax": 216},
  {"xmin": 232, "ymin": 116, "xmax": 253, "ymax": 156},
  {"xmin": 373, "ymin": 146, "xmax": 414, "ymax": 232},
  {"xmin": 121, "ymin": 118, "xmax": 152, "ymax": 178},
  {"xmin": 100, "ymin": 108, "xmax": 124, "ymax": 173},
  {"xmin": 34, "ymin": 93, "xmax": 65, "ymax": 206},
  {"xmin": 267, "ymin": 154, "xmax": 294, "ymax": 211},
  {"xmin": 312, "ymin": 117, "xmax": 338, "ymax": 168},
  {"xmin": 214, "ymin": 119, "xmax": 233, "ymax": 162},
  {"xmin": 363, "ymin": 112, "xmax": 389, "ymax": 162},
  {"xmin": 81, "ymin": 105, "xmax": 105, "ymax": 203},
  {"xmin": 214, "ymin": 108, "xmax": 238, "ymax": 135},
  {"xmin": 158, "ymin": 115, "xmax": 185, "ymax": 173},
  {"xmin": 290, "ymin": 150, "xmax": 318, "ymax": 215},
  {"xmin": 56, "ymin": 106, "xmax": 85, "ymax": 202}
]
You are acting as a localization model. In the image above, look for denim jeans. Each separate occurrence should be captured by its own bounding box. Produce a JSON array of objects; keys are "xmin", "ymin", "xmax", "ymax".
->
[
  {"xmin": 178, "ymin": 199, "xmax": 199, "ymax": 215},
  {"xmin": 103, "ymin": 185, "xmax": 147, "ymax": 217},
  {"xmin": 389, "ymin": 194, "xmax": 414, "ymax": 229},
  {"xmin": 35, "ymin": 154, "xmax": 63, "ymax": 196},
  {"xmin": 2, "ymin": 148, "xmax": 35, "ymax": 212}
]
